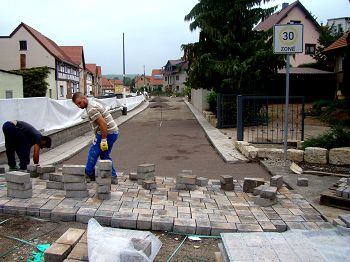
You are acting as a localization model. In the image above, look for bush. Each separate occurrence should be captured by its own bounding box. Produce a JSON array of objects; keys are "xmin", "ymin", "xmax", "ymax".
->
[
  {"xmin": 206, "ymin": 90, "xmax": 217, "ymax": 114},
  {"xmin": 302, "ymin": 126, "xmax": 350, "ymax": 150},
  {"xmin": 307, "ymin": 100, "xmax": 332, "ymax": 116}
]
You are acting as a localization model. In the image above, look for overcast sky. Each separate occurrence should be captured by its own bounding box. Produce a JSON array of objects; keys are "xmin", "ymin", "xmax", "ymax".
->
[{"xmin": 0, "ymin": 0, "xmax": 349, "ymax": 75}]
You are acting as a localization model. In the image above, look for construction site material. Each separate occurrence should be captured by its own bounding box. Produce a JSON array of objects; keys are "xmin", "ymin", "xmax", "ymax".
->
[
  {"xmin": 137, "ymin": 163, "xmax": 156, "ymax": 185},
  {"xmin": 96, "ymin": 160, "xmax": 112, "ymax": 200},
  {"xmin": 220, "ymin": 175, "xmax": 234, "ymax": 191},
  {"xmin": 62, "ymin": 164, "xmax": 88, "ymax": 198},
  {"xmin": 5, "ymin": 171, "xmax": 32, "ymax": 198},
  {"xmin": 176, "ymin": 172, "xmax": 197, "ymax": 191},
  {"xmin": 297, "ymin": 177, "xmax": 309, "ymax": 187},
  {"xmin": 243, "ymin": 178, "xmax": 264, "ymax": 193}
]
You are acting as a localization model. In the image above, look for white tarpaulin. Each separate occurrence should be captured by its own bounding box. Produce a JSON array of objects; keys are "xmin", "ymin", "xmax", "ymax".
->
[{"xmin": 0, "ymin": 95, "xmax": 144, "ymax": 146}]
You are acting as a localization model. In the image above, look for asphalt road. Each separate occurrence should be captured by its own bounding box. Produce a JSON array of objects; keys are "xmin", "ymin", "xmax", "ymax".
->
[{"xmin": 63, "ymin": 97, "xmax": 270, "ymax": 180}]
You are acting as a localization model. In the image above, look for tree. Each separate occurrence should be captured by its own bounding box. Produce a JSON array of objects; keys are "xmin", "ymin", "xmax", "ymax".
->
[
  {"xmin": 12, "ymin": 67, "xmax": 50, "ymax": 97},
  {"xmin": 182, "ymin": 0, "xmax": 284, "ymax": 94},
  {"xmin": 312, "ymin": 25, "xmax": 343, "ymax": 70},
  {"xmin": 341, "ymin": 33, "xmax": 350, "ymax": 107}
]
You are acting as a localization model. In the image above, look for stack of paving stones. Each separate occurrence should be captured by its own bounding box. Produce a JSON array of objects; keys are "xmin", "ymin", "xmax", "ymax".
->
[
  {"xmin": 27, "ymin": 164, "xmax": 40, "ymax": 178},
  {"xmin": 5, "ymin": 171, "xmax": 32, "ymax": 198},
  {"xmin": 137, "ymin": 163, "xmax": 156, "ymax": 186},
  {"xmin": 335, "ymin": 177, "xmax": 350, "ymax": 199},
  {"xmin": 62, "ymin": 164, "xmax": 88, "ymax": 198},
  {"xmin": 129, "ymin": 171, "xmax": 138, "ymax": 181},
  {"xmin": 220, "ymin": 175, "xmax": 234, "ymax": 191},
  {"xmin": 176, "ymin": 170, "xmax": 197, "ymax": 190},
  {"xmin": 254, "ymin": 185, "xmax": 278, "ymax": 207},
  {"xmin": 270, "ymin": 175, "xmax": 284, "ymax": 189},
  {"xmin": 46, "ymin": 172, "xmax": 64, "ymax": 190},
  {"xmin": 0, "ymin": 165, "xmax": 9, "ymax": 174},
  {"xmin": 196, "ymin": 176, "xmax": 208, "ymax": 187},
  {"xmin": 96, "ymin": 160, "xmax": 112, "ymax": 200},
  {"xmin": 243, "ymin": 177, "xmax": 265, "ymax": 193},
  {"xmin": 37, "ymin": 165, "xmax": 55, "ymax": 179}
]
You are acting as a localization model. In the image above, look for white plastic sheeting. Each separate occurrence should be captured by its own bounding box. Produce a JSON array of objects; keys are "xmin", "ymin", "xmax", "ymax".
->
[{"xmin": 0, "ymin": 95, "xmax": 144, "ymax": 146}]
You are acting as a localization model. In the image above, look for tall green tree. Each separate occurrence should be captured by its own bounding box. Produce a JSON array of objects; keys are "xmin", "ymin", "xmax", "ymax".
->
[
  {"xmin": 182, "ymin": 0, "xmax": 284, "ymax": 94},
  {"xmin": 12, "ymin": 67, "xmax": 50, "ymax": 97}
]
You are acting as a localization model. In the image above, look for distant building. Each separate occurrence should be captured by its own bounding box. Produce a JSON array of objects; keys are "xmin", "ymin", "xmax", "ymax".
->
[
  {"xmin": 109, "ymin": 79, "xmax": 124, "ymax": 94},
  {"xmin": 135, "ymin": 75, "xmax": 151, "ymax": 90},
  {"xmin": 0, "ymin": 69, "xmax": 23, "ymax": 99},
  {"xmin": 101, "ymin": 77, "xmax": 114, "ymax": 94},
  {"xmin": 150, "ymin": 69, "xmax": 163, "ymax": 92},
  {"xmin": 162, "ymin": 59, "xmax": 188, "ymax": 93},
  {"xmin": 86, "ymin": 64, "xmax": 103, "ymax": 96},
  {"xmin": 255, "ymin": 1, "xmax": 320, "ymax": 67},
  {"xmin": 327, "ymin": 17, "xmax": 350, "ymax": 35}
]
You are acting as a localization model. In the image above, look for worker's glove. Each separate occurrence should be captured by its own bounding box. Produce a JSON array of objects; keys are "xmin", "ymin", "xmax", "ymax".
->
[{"xmin": 100, "ymin": 139, "xmax": 108, "ymax": 151}]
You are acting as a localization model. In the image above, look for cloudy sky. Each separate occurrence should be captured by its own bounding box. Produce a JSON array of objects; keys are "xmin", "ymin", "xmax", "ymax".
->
[{"xmin": 0, "ymin": 0, "xmax": 349, "ymax": 75}]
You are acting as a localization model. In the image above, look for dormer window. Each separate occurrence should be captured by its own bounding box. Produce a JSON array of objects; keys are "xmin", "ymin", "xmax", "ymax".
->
[{"xmin": 19, "ymin": 40, "xmax": 27, "ymax": 50}]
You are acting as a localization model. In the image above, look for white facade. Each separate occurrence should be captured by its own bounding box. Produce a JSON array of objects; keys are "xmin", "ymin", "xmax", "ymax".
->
[
  {"xmin": 0, "ymin": 70, "xmax": 23, "ymax": 99},
  {"xmin": 327, "ymin": 17, "xmax": 350, "ymax": 34},
  {"xmin": 86, "ymin": 72, "xmax": 93, "ymax": 95}
]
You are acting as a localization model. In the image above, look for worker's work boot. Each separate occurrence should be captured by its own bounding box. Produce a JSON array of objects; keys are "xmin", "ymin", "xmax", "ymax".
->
[
  {"xmin": 86, "ymin": 170, "xmax": 96, "ymax": 183},
  {"xmin": 111, "ymin": 176, "xmax": 118, "ymax": 185}
]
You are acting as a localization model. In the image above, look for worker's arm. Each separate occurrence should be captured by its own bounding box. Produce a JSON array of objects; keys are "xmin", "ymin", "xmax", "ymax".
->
[{"xmin": 33, "ymin": 144, "xmax": 40, "ymax": 164}]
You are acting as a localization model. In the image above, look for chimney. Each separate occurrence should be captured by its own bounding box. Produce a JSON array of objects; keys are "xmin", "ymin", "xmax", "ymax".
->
[{"xmin": 282, "ymin": 2, "xmax": 289, "ymax": 9}]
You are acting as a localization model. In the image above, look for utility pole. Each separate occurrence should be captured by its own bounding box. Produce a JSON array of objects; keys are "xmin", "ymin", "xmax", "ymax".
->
[
  {"xmin": 122, "ymin": 32, "xmax": 127, "ymax": 115},
  {"xmin": 143, "ymin": 65, "xmax": 146, "ymax": 92}
]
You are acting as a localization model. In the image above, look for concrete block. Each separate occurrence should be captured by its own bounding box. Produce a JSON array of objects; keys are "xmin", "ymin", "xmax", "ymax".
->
[
  {"xmin": 195, "ymin": 219, "xmax": 211, "ymax": 235},
  {"xmin": 341, "ymin": 187, "xmax": 350, "ymax": 198},
  {"xmin": 176, "ymin": 174, "xmax": 197, "ymax": 185},
  {"xmin": 67, "ymin": 243, "xmax": 88, "ymax": 261},
  {"xmin": 339, "ymin": 214, "xmax": 350, "ymax": 227},
  {"xmin": 37, "ymin": 165, "xmax": 55, "ymax": 174},
  {"xmin": 243, "ymin": 178, "xmax": 265, "ymax": 193},
  {"xmin": 137, "ymin": 163, "xmax": 155, "ymax": 173},
  {"xmin": 265, "ymin": 148, "xmax": 284, "ymax": 160},
  {"xmin": 131, "ymin": 238, "xmax": 152, "ymax": 257},
  {"xmin": 270, "ymin": 175, "xmax": 283, "ymax": 189},
  {"xmin": 62, "ymin": 165, "xmax": 86, "ymax": 175},
  {"xmin": 137, "ymin": 171, "xmax": 155, "ymax": 180},
  {"xmin": 76, "ymin": 208, "xmax": 97, "ymax": 224},
  {"xmin": 27, "ymin": 164, "xmax": 39, "ymax": 173},
  {"xmin": 111, "ymin": 212, "xmax": 138, "ymax": 229},
  {"xmin": 56, "ymin": 228, "xmax": 85, "ymax": 246},
  {"xmin": 297, "ymin": 177, "xmax": 309, "ymax": 187},
  {"xmin": 95, "ymin": 169, "xmax": 111, "ymax": 178},
  {"xmin": 62, "ymin": 174, "xmax": 86, "ymax": 183},
  {"xmin": 7, "ymin": 188, "xmax": 32, "ymax": 198},
  {"xmin": 94, "ymin": 210, "xmax": 113, "ymax": 226},
  {"xmin": 270, "ymin": 220, "xmax": 287, "ymax": 232},
  {"xmin": 329, "ymin": 147, "xmax": 350, "ymax": 165},
  {"xmin": 253, "ymin": 185, "xmax": 268, "ymax": 196},
  {"xmin": 196, "ymin": 177, "xmax": 208, "ymax": 187},
  {"xmin": 51, "ymin": 207, "xmax": 78, "ymax": 222},
  {"xmin": 236, "ymin": 223, "xmax": 263, "ymax": 232},
  {"xmin": 44, "ymin": 242, "xmax": 71, "ymax": 262},
  {"xmin": 142, "ymin": 180, "xmax": 157, "ymax": 190},
  {"xmin": 5, "ymin": 171, "xmax": 30, "ymax": 183},
  {"xmin": 174, "ymin": 218, "xmax": 196, "ymax": 234},
  {"xmin": 49, "ymin": 173, "xmax": 63, "ymax": 182},
  {"xmin": 129, "ymin": 172, "xmax": 138, "ymax": 181},
  {"xmin": 64, "ymin": 182, "xmax": 87, "ymax": 191},
  {"xmin": 221, "ymin": 183, "xmax": 234, "ymax": 191},
  {"xmin": 254, "ymin": 196, "xmax": 277, "ymax": 207},
  {"xmin": 97, "ymin": 193, "xmax": 111, "ymax": 200},
  {"xmin": 96, "ymin": 160, "xmax": 113, "ymax": 171},
  {"xmin": 39, "ymin": 173, "xmax": 51, "ymax": 180},
  {"xmin": 47, "ymin": 181, "xmax": 64, "ymax": 190},
  {"xmin": 175, "ymin": 183, "xmax": 196, "ymax": 191},
  {"xmin": 0, "ymin": 165, "xmax": 9, "ymax": 174},
  {"xmin": 7, "ymin": 181, "xmax": 32, "ymax": 190},
  {"xmin": 96, "ymin": 177, "xmax": 111, "ymax": 185},
  {"xmin": 260, "ymin": 186, "xmax": 277, "ymax": 200},
  {"xmin": 137, "ymin": 214, "xmax": 153, "ymax": 230},
  {"xmin": 65, "ymin": 190, "xmax": 89, "ymax": 198},
  {"xmin": 210, "ymin": 222, "xmax": 237, "ymax": 236},
  {"xmin": 304, "ymin": 147, "xmax": 328, "ymax": 164},
  {"xmin": 220, "ymin": 175, "xmax": 233, "ymax": 184},
  {"xmin": 152, "ymin": 216, "xmax": 173, "ymax": 231},
  {"xmin": 287, "ymin": 149, "xmax": 304, "ymax": 162},
  {"xmin": 336, "ymin": 187, "xmax": 345, "ymax": 197},
  {"xmin": 96, "ymin": 184, "xmax": 111, "ymax": 193}
]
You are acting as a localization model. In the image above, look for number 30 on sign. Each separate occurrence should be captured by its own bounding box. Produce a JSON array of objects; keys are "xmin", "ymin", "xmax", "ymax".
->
[{"xmin": 273, "ymin": 24, "xmax": 303, "ymax": 54}]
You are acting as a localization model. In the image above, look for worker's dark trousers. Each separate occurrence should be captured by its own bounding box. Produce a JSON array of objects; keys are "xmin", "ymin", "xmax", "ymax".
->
[{"xmin": 2, "ymin": 121, "xmax": 31, "ymax": 170}]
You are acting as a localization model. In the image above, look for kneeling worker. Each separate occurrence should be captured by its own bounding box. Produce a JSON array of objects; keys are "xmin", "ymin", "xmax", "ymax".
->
[
  {"xmin": 72, "ymin": 92, "xmax": 119, "ymax": 184},
  {"xmin": 2, "ymin": 120, "xmax": 52, "ymax": 171}
]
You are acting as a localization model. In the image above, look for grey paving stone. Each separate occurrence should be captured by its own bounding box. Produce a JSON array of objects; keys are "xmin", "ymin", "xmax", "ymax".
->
[
  {"xmin": 39, "ymin": 199, "xmax": 62, "ymax": 218},
  {"xmin": 39, "ymin": 173, "xmax": 51, "ymax": 180},
  {"xmin": 137, "ymin": 163, "xmax": 155, "ymax": 173},
  {"xmin": 173, "ymin": 218, "xmax": 196, "ymax": 234},
  {"xmin": 65, "ymin": 190, "xmax": 89, "ymax": 198},
  {"xmin": 37, "ymin": 165, "xmax": 55, "ymax": 174},
  {"xmin": 5, "ymin": 171, "xmax": 30, "ymax": 183},
  {"xmin": 210, "ymin": 222, "xmax": 237, "ymax": 236},
  {"xmin": 236, "ymin": 223, "xmax": 263, "ymax": 232},
  {"xmin": 62, "ymin": 174, "xmax": 86, "ymax": 183},
  {"xmin": 286, "ymin": 221, "xmax": 307, "ymax": 230},
  {"xmin": 49, "ymin": 173, "xmax": 63, "ymax": 182},
  {"xmin": 44, "ymin": 242, "xmax": 71, "ymax": 262},
  {"xmin": 94, "ymin": 210, "xmax": 113, "ymax": 226},
  {"xmin": 96, "ymin": 184, "xmax": 111, "ymax": 193},
  {"xmin": 176, "ymin": 174, "xmax": 197, "ymax": 185},
  {"xmin": 253, "ymin": 185, "xmax": 268, "ymax": 196},
  {"xmin": 7, "ymin": 181, "xmax": 32, "ymax": 190},
  {"xmin": 51, "ymin": 207, "xmax": 79, "ymax": 222},
  {"xmin": 129, "ymin": 172, "xmax": 138, "ymax": 181},
  {"xmin": 195, "ymin": 219, "xmax": 211, "ymax": 235},
  {"xmin": 96, "ymin": 177, "xmax": 111, "ymax": 185},
  {"xmin": 96, "ymin": 160, "xmax": 113, "ymax": 171},
  {"xmin": 7, "ymin": 188, "xmax": 32, "ymax": 199},
  {"xmin": 62, "ymin": 165, "xmax": 85, "ymax": 175},
  {"xmin": 196, "ymin": 177, "xmax": 208, "ymax": 187},
  {"xmin": 175, "ymin": 183, "xmax": 196, "ymax": 190},
  {"xmin": 97, "ymin": 192, "xmax": 111, "ymax": 200},
  {"xmin": 243, "ymin": 178, "xmax": 265, "ymax": 193},
  {"xmin": 67, "ymin": 242, "xmax": 88, "ymax": 261},
  {"xmin": 27, "ymin": 164, "xmax": 39, "ymax": 173},
  {"xmin": 47, "ymin": 181, "xmax": 64, "ymax": 190},
  {"xmin": 152, "ymin": 216, "xmax": 174, "ymax": 231},
  {"xmin": 280, "ymin": 214, "xmax": 305, "ymax": 222},
  {"xmin": 56, "ymin": 228, "xmax": 85, "ymax": 246},
  {"xmin": 220, "ymin": 175, "xmax": 233, "ymax": 184},
  {"xmin": 137, "ymin": 214, "xmax": 153, "ymax": 230},
  {"xmin": 270, "ymin": 175, "xmax": 283, "ymax": 189},
  {"xmin": 258, "ymin": 221, "xmax": 278, "ymax": 232},
  {"xmin": 76, "ymin": 208, "xmax": 97, "ymax": 223},
  {"xmin": 221, "ymin": 183, "xmax": 235, "ymax": 191},
  {"xmin": 297, "ymin": 177, "xmax": 309, "ymax": 187},
  {"xmin": 270, "ymin": 220, "xmax": 287, "ymax": 232},
  {"xmin": 254, "ymin": 196, "xmax": 277, "ymax": 207},
  {"xmin": 142, "ymin": 180, "xmax": 157, "ymax": 190},
  {"xmin": 111, "ymin": 212, "xmax": 138, "ymax": 229},
  {"xmin": 338, "ymin": 214, "xmax": 350, "ymax": 227},
  {"xmin": 260, "ymin": 186, "xmax": 277, "ymax": 200},
  {"xmin": 64, "ymin": 182, "xmax": 87, "ymax": 191}
]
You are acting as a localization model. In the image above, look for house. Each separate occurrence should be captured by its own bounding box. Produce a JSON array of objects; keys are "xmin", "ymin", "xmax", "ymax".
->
[
  {"xmin": 0, "ymin": 69, "xmax": 23, "ymax": 98},
  {"xmin": 96, "ymin": 66, "xmax": 102, "ymax": 96},
  {"xmin": 60, "ymin": 46, "xmax": 86, "ymax": 95},
  {"xmin": 327, "ymin": 17, "xmax": 350, "ymax": 35},
  {"xmin": 135, "ymin": 75, "xmax": 151, "ymax": 90},
  {"xmin": 0, "ymin": 22, "xmax": 80, "ymax": 99},
  {"xmin": 109, "ymin": 79, "xmax": 124, "ymax": 94},
  {"xmin": 255, "ymin": 1, "xmax": 320, "ymax": 67},
  {"xmin": 101, "ymin": 77, "xmax": 114, "ymax": 95},
  {"xmin": 85, "ymin": 66, "xmax": 94, "ymax": 96},
  {"xmin": 162, "ymin": 59, "xmax": 188, "ymax": 93},
  {"xmin": 86, "ymin": 63, "xmax": 103, "ymax": 96},
  {"xmin": 324, "ymin": 31, "xmax": 349, "ymax": 94},
  {"xmin": 150, "ymin": 69, "xmax": 163, "ymax": 92}
]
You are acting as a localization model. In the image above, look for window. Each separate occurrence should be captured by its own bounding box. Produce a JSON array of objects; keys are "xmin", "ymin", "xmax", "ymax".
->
[
  {"xmin": 49, "ymin": 89, "xmax": 52, "ymax": 98},
  {"xmin": 60, "ymin": 85, "xmax": 64, "ymax": 97},
  {"xmin": 19, "ymin": 41, "xmax": 27, "ymax": 50},
  {"xmin": 165, "ymin": 77, "xmax": 167, "ymax": 81},
  {"xmin": 5, "ymin": 91, "xmax": 13, "ymax": 99},
  {"xmin": 305, "ymin": 44, "xmax": 316, "ymax": 55},
  {"xmin": 176, "ymin": 75, "xmax": 179, "ymax": 81},
  {"xmin": 20, "ymin": 54, "xmax": 26, "ymax": 69},
  {"xmin": 290, "ymin": 20, "xmax": 301, "ymax": 24}
]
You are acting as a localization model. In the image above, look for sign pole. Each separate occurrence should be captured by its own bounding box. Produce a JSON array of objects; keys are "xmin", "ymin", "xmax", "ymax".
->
[{"xmin": 283, "ymin": 54, "xmax": 290, "ymax": 160}]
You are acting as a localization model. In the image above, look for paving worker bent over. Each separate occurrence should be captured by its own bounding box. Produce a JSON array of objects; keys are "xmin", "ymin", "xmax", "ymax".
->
[
  {"xmin": 2, "ymin": 120, "xmax": 52, "ymax": 171},
  {"xmin": 72, "ymin": 92, "xmax": 119, "ymax": 184}
]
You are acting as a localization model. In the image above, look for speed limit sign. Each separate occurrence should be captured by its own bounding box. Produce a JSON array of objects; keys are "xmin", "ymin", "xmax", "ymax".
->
[{"xmin": 273, "ymin": 24, "xmax": 303, "ymax": 54}]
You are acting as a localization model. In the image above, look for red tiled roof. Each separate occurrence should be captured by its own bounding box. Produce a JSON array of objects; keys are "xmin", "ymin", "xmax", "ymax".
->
[
  {"xmin": 151, "ymin": 69, "xmax": 162, "ymax": 76},
  {"xmin": 255, "ymin": 1, "xmax": 319, "ymax": 31},
  {"xmin": 96, "ymin": 66, "xmax": 102, "ymax": 77},
  {"xmin": 86, "ymin": 64, "xmax": 96, "ymax": 74},
  {"xmin": 324, "ymin": 32, "xmax": 349, "ymax": 52},
  {"xmin": 101, "ymin": 77, "xmax": 113, "ymax": 88},
  {"xmin": 12, "ymin": 23, "xmax": 78, "ymax": 66},
  {"xmin": 60, "ymin": 46, "xmax": 85, "ymax": 67},
  {"xmin": 109, "ymin": 79, "xmax": 123, "ymax": 85}
]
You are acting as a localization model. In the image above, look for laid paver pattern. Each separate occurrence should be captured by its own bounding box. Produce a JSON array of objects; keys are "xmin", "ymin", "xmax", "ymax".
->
[{"xmin": 0, "ymin": 172, "xmax": 334, "ymax": 235}]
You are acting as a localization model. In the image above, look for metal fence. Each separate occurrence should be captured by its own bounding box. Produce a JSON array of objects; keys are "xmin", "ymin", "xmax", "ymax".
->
[
  {"xmin": 217, "ymin": 94, "xmax": 238, "ymax": 128},
  {"xmin": 236, "ymin": 95, "xmax": 305, "ymax": 143}
]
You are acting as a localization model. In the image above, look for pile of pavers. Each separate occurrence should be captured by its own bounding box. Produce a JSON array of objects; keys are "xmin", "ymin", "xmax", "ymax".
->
[
  {"xmin": 96, "ymin": 160, "xmax": 112, "ymax": 200},
  {"xmin": 46, "ymin": 172, "xmax": 64, "ymax": 190},
  {"xmin": 176, "ymin": 170, "xmax": 197, "ymax": 190},
  {"xmin": 27, "ymin": 164, "xmax": 40, "ymax": 178},
  {"xmin": 62, "ymin": 164, "xmax": 88, "ymax": 198},
  {"xmin": 220, "ymin": 175, "xmax": 234, "ymax": 191},
  {"xmin": 136, "ymin": 163, "xmax": 156, "ymax": 190},
  {"xmin": 243, "ymin": 177, "xmax": 265, "ymax": 193},
  {"xmin": 336, "ymin": 177, "xmax": 350, "ymax": 199},
  {"xmin": 5, "ymin": 171, "xmax": 32, "ymax": 198}
]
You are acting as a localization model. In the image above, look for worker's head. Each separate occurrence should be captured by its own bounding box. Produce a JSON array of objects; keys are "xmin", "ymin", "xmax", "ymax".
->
[
  {"xmin": 72, "ymin": 92, "xmax": 88, "ymax": 109},
  {"xmin": 40, "ymin": 136, "xmax": 52, "ymax": 148}
]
